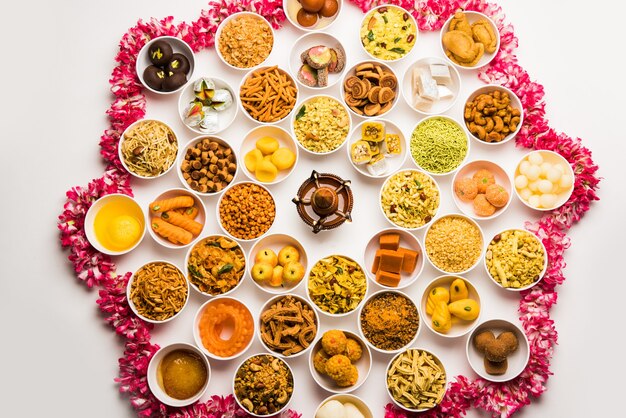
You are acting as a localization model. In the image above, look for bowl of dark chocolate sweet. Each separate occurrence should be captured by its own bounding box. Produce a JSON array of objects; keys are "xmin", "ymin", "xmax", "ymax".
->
[{"xmin": 137, "ymin": 36, "xmax": 195, "ymax": 94}]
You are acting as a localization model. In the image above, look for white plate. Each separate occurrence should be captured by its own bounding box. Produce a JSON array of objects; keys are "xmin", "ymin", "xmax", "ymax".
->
[
  {"xmin": 440, "ymin": 11, "xmax": 500, "ymax": 70},
  {"xmin": 177, "ymin": 77, "xmax": 238, "ymax": 135},
  {"xmin": 347, "ymin": 118, "xmax": 407, "ymax": 178},
  {"xmin": 239, "ymin": 125, "xmax": 299, "ymax": 185},
  {"xmin": 401, "ymin": 56, "xmax": 461, "ymax": 115}
]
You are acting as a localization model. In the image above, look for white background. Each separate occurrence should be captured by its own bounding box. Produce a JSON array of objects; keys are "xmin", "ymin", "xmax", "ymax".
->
[{"xmin": 2, "ymin": 0, "xmax": 625, "ymax": 417}]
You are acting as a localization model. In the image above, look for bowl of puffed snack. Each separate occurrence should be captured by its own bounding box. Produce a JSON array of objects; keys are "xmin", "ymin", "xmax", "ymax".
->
[{"xmin": 215, "ymin": 12, "xmax": 274, "ymax": 70}]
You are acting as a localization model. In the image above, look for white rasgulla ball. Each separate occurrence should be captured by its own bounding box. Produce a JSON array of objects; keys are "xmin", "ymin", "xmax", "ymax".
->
[
  {"xmin": 519, "ymin": 188, "xmax": 533, "ymax": 200},
  {"xmin": 528, "ymin": 152, "xmax": 543, "ymax": 165},
  {"xmin": 555, "ymin": 163, "xmax": 565, "ymax": 173},
  {"xmin": 526, "ymin": 164, "xmax": 541, "ymax": 181},
  {"xmin": 559, "ymin": 173, "xmax": 573, "ymax": 189},
  {"xmin": 540, "ymin": 162, "xmax": 552, "ymax": 177},
  {"xmin": 519, "ymin": 160, "xmax": 531, "ymax": 175},
  {"xmin": 316, "ymin": 400, "xmax": 346, "ymax": 418},
  {"xmin": 540, "ymin": 194, "xmax": 557, "ymax": 208},
  {"xmin": 551, "ymin": 183, "xmax": 560, "ymax": 193},
  {"xmin": 538, "ymin": 179, "xmax": 553, "ymax": 194},
  {"xmin": 528, "ymin": 194, "xmax": 541, "ymax": 208},
  {"xmin": 547, "ymin": 167, "xmax": 561, "ymax": 183},
  {"xmin": 514, "ymin": 175, "xmax": 528, "ymax": 189},
  {"xmin": 343, "ymin": 403, "xmax": 366, "ymax": 418},
  {"xmin": 528, "ymin": 181, "xmax": 539, "ymax": 192}
]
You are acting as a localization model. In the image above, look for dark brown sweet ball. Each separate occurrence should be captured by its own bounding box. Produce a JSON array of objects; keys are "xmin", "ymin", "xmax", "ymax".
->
[
  {"xmin": 484, "ymin": 357, "xmax": 508, "ymax": 375},
  {"xmin": 497, "ymin": 331, "xmax": 519, "ymax": 352},
  {"xmin": 162, "ymin": 72, "xmax": 187, "ymax": 91},
  {"xmin": 473, "ymin": 330, "xmax": 495, "ymax": 353},
  {"xmin": 143, "ymin": 65, "xmax": 166, "ymax": 90},
  {"xmin": 148, "ymin": 39, "xmax": 173, "ymax": 66},
  {"xmin": 166, "ymin": 53, "xmax": 191, "ymax": 74},
  {"xmin": 484, "ymin": 341, "xmax": 509, "ymax": 363}
]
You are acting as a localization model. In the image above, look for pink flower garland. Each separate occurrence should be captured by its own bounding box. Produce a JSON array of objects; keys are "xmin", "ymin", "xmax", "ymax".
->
[{"xmin": 57, "ymin": 0, "xmax": 600, "ymax": 417}]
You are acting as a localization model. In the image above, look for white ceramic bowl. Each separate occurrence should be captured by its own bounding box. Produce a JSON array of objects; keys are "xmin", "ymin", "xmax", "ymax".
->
[
  {"xmin": 359, "ymin": 4, "xmax": 418, "ymax": 62},
  {"xmin": 136, "ymin": 36, "xmax": 195, "ymax": 94},
  {"xmin": 118, "ymin": 119, "xmax": 179, "ymax": 180},
  {"xmin": 177, "ymin": 76, "xmax": 238, "ymax": 135},
  {"xmin": 176, "ymin": 135, "xmax": 238, "ymax": 198},
  {"xmin": 379, "ymin": 169, "xmax": 441, "ymax": 231},
  {"xmin": 314, "ymin": 394, "xmax": 374, "ymax": 418},
  {"xmin": 358, "ymin": 289, "xmax": 421, "ymax": 354},
  {"xmin": 215, "ymin": 12, "xmax": 274, "ymax": 70},
  {"xmin": 420, "ymin": 275, "xmax": 482, "ymax": 338},
  {"xmin": 362, "ymin": 228, "xmax": 424, "ymax": 290},
  {"xmin": 283, "ymin": 0, "xmax": 343, "ymax": 32},
  {"xmin": 401, "ymin": 56, "xmax": 461, "ymax": 115},
  {"xmin": 289, "ymin": 32, "xmax": 347, "ymax": 90},
  {"xmin": 439, "ymin": 11, "xmax": 500, "ymax": 70},
  {"xmin": 146, "ymin": 188, "xmax": 206, "ymax": 250},
  {"xmin": 307, "ymin": 254, "xmax": 368, "ymax": 318},
  {"xmin": 193, "ymin": 296, "xmax": 255, "ymax": 361},
  {"xmin": 84, "ymin": 193, "xmax": 146, "ymax": 256},
  {"xmin": 451, "ymin": 160, "xmax": 513, "ymax": 220},
  {"xmin": 466, "ymin": 318, "xmax": 530, "ymax": 382},
  {"xmin": 233, "ymin": 353, "xmax": 295, "ymax": 417},
  {"xmin": 216, "ymin": 181, "xmax": 276, "ymax": 242},
  {"xmin": 291, "ymin": 94, "xmax": 351, "ymax": 155},
  {"xmin": 258, "ymin": 294, "xmax": 319, "ymax": 358},
  {"xmin": 239, "ymin": 65, "xmax": 298, "ymax": 125},
  {"xmin": 147, "ymin": 342, "xmax": 210, "ymax": 407},
  {"xmin": 513, "ymin": 150, "xmax": 575, "ymax": 211},
  {"xmin": 308, "ymin": 329, "xmax": 372, "ymax": 394},
  {"xmin": 127, "ymin": 260, "xmax": 189, "ymax": 324},
  {"xmin": 424, "ymin": 213, "xmax": 484, "ymax": 275},
  {"xmin": 239, "ymin": 125, "xmax": 299, "ymax": 185},
  {"xmin": 484, "ymin": 228, "xmax": 548, "ymax": 292},
  {"xmin": 386, "ymin": 348, "xmax": 447, "ymax": 412},
  {"xmin": 340, "ymin": 60, "xmax": 400, "ymax": 119},
  {"xmin": 248, "ymin": 233, "xmax": 309, "ymax": 294},
  {"xmin": 346, "ymin": 118, "xmax": 407, "ymax": 178},
  {"xmin": 409, "ymin": 115, "xmax": 470, "ymax": 176},
  {"xmin": 185, "ymin": 234, "xmax": 247, "ymax": 297}
]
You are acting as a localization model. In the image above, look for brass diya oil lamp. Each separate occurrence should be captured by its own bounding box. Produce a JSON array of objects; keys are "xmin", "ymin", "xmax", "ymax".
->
[{"xmin": 292, "ymin": 170, "xmax": 353, "ymax": 233}]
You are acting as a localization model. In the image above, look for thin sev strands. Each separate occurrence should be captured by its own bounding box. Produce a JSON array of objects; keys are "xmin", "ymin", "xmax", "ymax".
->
[
  {"xmin": 121, "ymin": 120, "xmax": 178, "ymax": 177},
  {"xmin": 129, "ymin": 262, "xmax": 187, "ymax": 321},
  {"xmin": 410, "ymin": 117, "xmax": 467, "ymax": 174}
]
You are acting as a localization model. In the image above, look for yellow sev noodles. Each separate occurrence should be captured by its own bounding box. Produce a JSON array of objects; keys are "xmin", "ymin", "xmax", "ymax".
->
[{"xmin": 121, "ymin": 120, "xmax": 178, "ymax": 177}]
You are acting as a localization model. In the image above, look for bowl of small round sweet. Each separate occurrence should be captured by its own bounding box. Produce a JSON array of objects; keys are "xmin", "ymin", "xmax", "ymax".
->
[
  {"xmin": 314, "ymin": 394, "xmax": 373, "ymax": 418},
  {"xmin": 239, "ymin": 66, "xmax": 298, "ymax": 124},
  {"xmin": 259, "ymin": 294, "xmax": 319, "ymax": 359},
  {"xmin": 424, "ymin": 214, "xmax": 484, "ymax": 276},
  {"xmin": 386, "ymin": 348, "xmax": 447, "ymax": 412},
  {"xmin": 290, "ymin": 32, "xmax": 347, "ymax": 90},
  {"xmin": 240, "ymin": 126, "xmax": 298, "ymax": 185},
  {"xmin": 119, "ymin": 119, "xmax": 179, "ymax": 180},
  {"xmin": 409, "ymin": 115, "xmax": 470, "ymax": 176},
  {"xmin": 358, "ymin": 290, "xmax": 420, "ymax": 355},
  {"xmin": 215, "ymin": 12, "xmax": 274, "ymax": 70},
  {"xmin": 402, "ymin": 56, "xmax": 461, "ymax": 116},
  {"xmin": 127, "ymin": 260, "xmax": 189, "ymax": 324},
  {"xmin": 341, "ymin": 60, "xmax": 399, "ymax": 119},
  {"xmin": 233, "ymin": 354, "xmax": 295, "ymax": 416},
  {"xmin": 147, "ymin": 342, "xmax": 210, "ymax": 407},
  {"xmin": 185, "ymin": 235, "xmax": 247, "ymax": 297},
  {"xmin": 463, "ymin": 85, "xmax": 523, "ymax": 145},
  {"xmin": 177, "ymin": 135, "xmax": 238, "ymax": 197},
  {"xmin": 347, "ymin": 119, "xmax": 407, "ymax": 179},
  {"xmin": 363, "ymin": 228, "xmax": 423, "ymax": 290},
  {"xmin": 359, "ymin": 4, "xmax": 418, "ymax": 62},
  {"xmin": 466, "ymin": 318, "xmax": 530, "ymax": 382},
  {"xmin": 217, "ymin": 182, "xmax": 276, "ymax": 242},
  {"xmin": 84, "ymin": 194, "xmax": 146, "ymax": 256},
  {"xmin": 309, "ymin": 329, "xmax": 372, "ymax": 394},
  {"xmin": 452, "ymin": 160, "xmax": 513, "ymax": 220},
  {"xmin": 420, "ymin": 275, "xmax": 482, "ymax": 339},
  {"xmin": 146, "ymin": 188, "xmax": 206, "ymax": 249},
  {"xmin": 284, "ymin": 0, "xmax": 342, "ymax": 31},
  {"xmin": 484, "ymin": 228, "xmax": 547, "ymax": 292},
  {"xmin": 136, "ymin": 36, "xmax": 195, "ymax": 94},
  {"xmin": 193, "ymin": 296, "xmax": 255, "ymax": 361},
  {"xmin": 178, "ymin": 76, "xmax": 238, "ymax": 135},
  {"xmin": 513, "ymin": 150, "xmax": 575, "ymax": 211},
  {"xmin": 248, "ymin": 234, "xmax": 308, "ymax": 294},
  {"xmin": 440, "ymin": 10, "xmax": 500, "ymax": 70}
]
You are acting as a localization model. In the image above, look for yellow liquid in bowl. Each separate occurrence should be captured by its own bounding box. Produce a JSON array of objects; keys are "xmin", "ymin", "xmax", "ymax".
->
[{"xmin": 93, "ymin": 197, "xmax": 145, "ymax": 252}]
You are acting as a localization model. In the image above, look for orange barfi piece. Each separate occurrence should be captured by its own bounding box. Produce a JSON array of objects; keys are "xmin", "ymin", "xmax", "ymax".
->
[
  {"xmin": 379, "ymin": 233, "xmax": 400, "ymax": 251},
  {"xmin": 376, "ymin": 270, "xmax": 401, "ymax": 287},
  {"xmin": 378, "ymin": 249, "xmax": 403, "ymax": 274},
  {"xmin": 372, "ymin": 250, "xmax": 382, "ymax": 273},
  {"xmin": 397, "ymin": 247, "xmax": 419, "ymax": 273}
]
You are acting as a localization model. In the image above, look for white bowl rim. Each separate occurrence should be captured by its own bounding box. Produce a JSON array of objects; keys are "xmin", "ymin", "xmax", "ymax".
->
[
  {"xmin": 282, "ymin": 0, "xmax": 344, "ymax": 32},
  {"xmin": 289, "ymin": 31, "xmax": 348, "ymax": 90},
  {"xmin": 136, "ymin": 35, "xmax": 195, "ymax": 95},
  {"xmin": 313, "ymin": 393, "xmax": 374, "ymax": 418}
]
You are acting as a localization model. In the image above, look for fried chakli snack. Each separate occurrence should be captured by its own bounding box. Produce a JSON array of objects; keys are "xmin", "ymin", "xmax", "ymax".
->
[{"xmin": 344, "ymin": 62, "xmax": 397, "ymax": 116}]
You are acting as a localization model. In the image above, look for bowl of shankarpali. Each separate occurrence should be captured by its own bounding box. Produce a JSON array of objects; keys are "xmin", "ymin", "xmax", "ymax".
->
[{"xmin": 119, "ymin": 119, "xmax": 179, "ymax": 179}]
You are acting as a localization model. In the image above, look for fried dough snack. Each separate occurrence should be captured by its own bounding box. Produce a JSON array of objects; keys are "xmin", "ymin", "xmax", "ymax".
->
[
  {"xmin": 443, "ymin": 10, "xmax": 498, "ymax": 67},
  {"xmin": 343, "ymin": 62, "xmax": 397, "ymax": 116}
]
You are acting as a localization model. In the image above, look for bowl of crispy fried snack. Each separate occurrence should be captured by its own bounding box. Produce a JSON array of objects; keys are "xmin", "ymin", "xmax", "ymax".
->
[
  {"xmin": 341, "ymin": 60, "xmax": 399, "ymax": 118},
  {"xmin": 440, "ymin": 9, "xmax": 500, "ymax": 69},
  {"xmin": 239, "ymin": 65, "xmax": 299, "ymax": 124}
]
